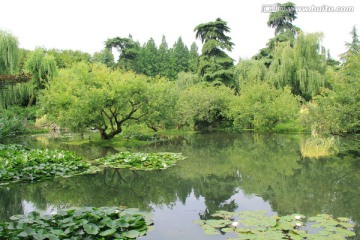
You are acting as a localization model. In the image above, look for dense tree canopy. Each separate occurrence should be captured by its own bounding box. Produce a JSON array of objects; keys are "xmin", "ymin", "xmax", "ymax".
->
[
  {"xmin": 25, "ymin": 48, "xmax": 58, "ymax": 106},
  {"xmin": 176, "ymin": 83, "xmax": 235, "ymax": 130},
  {"xmin": 254, "ymin": 2, "xmax": 299, "ymax": 67},
  {"xmin": 40, "ymin": 63, "xmax": 172, "ymax": 139},
  {"xmin": 230, "ymin": 83, "xmax": 299, "ymax": 130},
  {"xmin": 267, "ymin": 2, "xmax": 298, "ymax": 36},
  {"xmin": 0, "ymin": 30, "xmax": 19, "ymax": 75},
  {"xmin": 194, "ymin": 18, "xmax": 235, "ymax": 86}
]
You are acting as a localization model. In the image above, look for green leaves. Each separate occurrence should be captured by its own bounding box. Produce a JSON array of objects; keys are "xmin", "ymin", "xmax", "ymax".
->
[
  {"xmin": 94, "ymin": 152, "xmax": 185, "ymax": 171},
  {"xmin": 0, "ymin": 144, "xmax": 185, "ymax": 185},
  {"xmin": 230, "ymin": 83, "xmax": 299, "ymax": 130},
  {"xmin": 0, "ymin": 207, "xmax": 153, "ymax": 239},
  {"xmin": 194, "ymin": 210, "xmax": 356, "ymax": 239},
  {"xmin": 0, "ymin": 144, "xmax": 94, "ymax": 184},
  {"xmin": 83, "ymin": 223, "xmax": 100, "ymax": 235}
]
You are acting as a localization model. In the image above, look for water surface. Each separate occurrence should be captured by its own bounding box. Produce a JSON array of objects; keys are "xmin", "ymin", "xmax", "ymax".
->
[{"xmin": 1, "ymin": 132, "xmax": 359, "ymax": 239}]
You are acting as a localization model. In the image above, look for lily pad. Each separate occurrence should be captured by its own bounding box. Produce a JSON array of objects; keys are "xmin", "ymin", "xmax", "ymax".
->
[
  {"xmin": 93, "ymin": 152, "xmax": 186, "ymax": 171},
  {"xmin": 0, "ymin": 206, "xmax": 153, "ymax": 239},
  {"xmin": 194, "ymin": 210, "xmax": 356, "ymax": 240}
]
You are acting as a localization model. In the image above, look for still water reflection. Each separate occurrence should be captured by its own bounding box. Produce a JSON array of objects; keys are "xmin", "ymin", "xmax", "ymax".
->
[{"xmin": 1, "ymin": 132, "xmax": 359, "ymax": 239}]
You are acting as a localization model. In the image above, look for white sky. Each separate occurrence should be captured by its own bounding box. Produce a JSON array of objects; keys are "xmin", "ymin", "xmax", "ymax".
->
[{"xmin": 0, "ymin": 0, "xmax": 359, "ymax": 61}]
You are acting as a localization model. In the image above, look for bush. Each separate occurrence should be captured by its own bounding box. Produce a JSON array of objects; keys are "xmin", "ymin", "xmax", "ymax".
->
[
  {"xmin": 230, "ymin": 83, "xmax": 300, "ymax": 130},
  {"xmin": 0, "ymin": 107, "xmax": 28, "ymax": 138}
]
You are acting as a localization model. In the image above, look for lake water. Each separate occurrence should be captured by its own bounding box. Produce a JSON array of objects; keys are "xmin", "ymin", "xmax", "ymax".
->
[{"xmin": 1, "ymin": 132, "xmax": 360, "ymax": 239}]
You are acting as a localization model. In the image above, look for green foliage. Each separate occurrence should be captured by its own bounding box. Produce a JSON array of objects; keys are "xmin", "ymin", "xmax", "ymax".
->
[
  {"xmin": 92, "ymin": 48, "xmax": 115, "ymax": 68},
  {"xmin": 0, "ymin": 206, "xmax": 153, "ymax": 239},
  {"xmin": 0, "ymin": 107, "xmax": 28, "ymax": 138},
  {"xmin": 25, "ymin": 48, "xmax": 58, "ymax": 89},
  {"xmin": 175, "ymin": 71, "xmax": 202, "ymax": 90},
  {"xmin": 268, "ymin": 32, "xmax": 327, "ymax": 99},
  {"xmin": 0, "ymin": 30, "xmax": 19, "ymax": 75},
  {"xmin": 194, "ymin": 18, "xmax": 235, "ymax": 86},
  {"xmin": 344, "ymin": 25, "xmax": 360, "ymax": 57},
  {"xmin": 39, "ymin": 63, "xmax": 172, "ymax": 139},
  {"xmin": 24, "ymin": 48, "xmax": 58, "ymax": 106},
  {"xmin": 157, "ymin": 35, "xmax": 170, "ymax": 77},
  {"xmin": 308, "ymin": 52, "xmax": 360, "ymax": 134},
  {"xmin": 105, "ymin": 36, "xmax": 140, "ymax": 71},
  {"xmin": 0, "ymin": 144, "xmax": 93, "ymax": 184},
  {"xmin": 94, "ymin": 152, "xmax": 185, "ymax": 171},
  {"xmin": 231, "ymin": 83, "xmax": 299, "ymax": 130},
  {"xmin": 234, "ymin": 59, "xmax": 267, "ymax": 89},
  {"xmin": 137, "ymin": 38, "xmax": 159, "ymax": 77},
  {"xmin": 46, "ymin": 49, "xmax": 91, "ymax": 68},
  {"xmin": 194, "ymin": 210, "xmax": 355, "ymax": 239},
  {"xmin": 141, "ymin": 79, "xmax": 178, "ymax": 131},
  {"xmin": 254, "ymin": 2, "xmax": 299, "ymax": 66},
  {"xmin": 267, "ymin": 2, "xmax": 298, "ymax": 36},
  {"xmin": 171, "ymin": 37, "xmax": 189, "ymax": 73},
  {"xmin": 176, "ymin": 83, "xmax": 235, "ymax": 129},
  {"xmin": 188, "ymin": 42, "xmax": 199, "ymax": 73}
]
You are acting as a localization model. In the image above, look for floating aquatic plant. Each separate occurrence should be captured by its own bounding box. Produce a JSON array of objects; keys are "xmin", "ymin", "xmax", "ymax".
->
[
  {"xmin": 0, "ymin": 206, "xmax": 153, "ymax": 239},
  {"xmin": 0, "ymin": 144, "xmax": 97, "ymax": 185},
  {"xmin": 93, "ymin": 152, "xmax": 186, "ymax": 171},
  {"xmin": 194, "ymin": 210, "xmax": 355, "ymax": 239}
]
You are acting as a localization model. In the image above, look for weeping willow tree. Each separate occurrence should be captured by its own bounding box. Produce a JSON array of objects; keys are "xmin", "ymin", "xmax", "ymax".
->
[
  {"xmin": 234, "ymin": 59, "xmax": 267, "ymax": 90},
  {"xmin": 268, "ymin": 32, "xmax": 327, "ymax": 100},
  {"xmin": 0, "ymin": 30, "xmax": 18, "ymax": 75},
  {"xmin": 24, "ymin": 48, "xmax": 58, "ymax": 106}
]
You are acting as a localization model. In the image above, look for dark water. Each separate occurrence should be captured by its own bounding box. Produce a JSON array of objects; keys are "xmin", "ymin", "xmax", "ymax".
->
[{"xmin": 1, "ymin": 132, "xmax": 360, "ymax": 239}]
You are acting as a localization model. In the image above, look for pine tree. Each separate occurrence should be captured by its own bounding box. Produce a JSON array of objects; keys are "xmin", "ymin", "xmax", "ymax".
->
[
  {"xmin": 254, "ymin": 2, "xmax": 300, "ymax": 67},
  {"xmin": 172, "ymin": 37, "xmax": 189, "ymax": 73},
  {"xmin": 137, "ymin": 38, "xmax": 158, "ymax": 77},
  {"xmin": 158, "ymin": 35, "xmax": 170, "ymax": 77},
  {"xmin": 194, "ymin": 18, "xmax": 235, "ymax": 86},
  {"xmin": 345, "ymin": 26, "xmax": 360, "ymax": 54},
  {"xmin": 188, "ymin": 42, "xmax": 199, "ymax": 73},
  {"xmin": 105, "ymin": 36, "xmax": 140, "ymax": 71}
]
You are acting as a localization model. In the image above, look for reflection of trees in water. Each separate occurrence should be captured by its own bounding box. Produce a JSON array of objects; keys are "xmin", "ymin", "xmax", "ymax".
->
[
  {"xmin": 1, "ymin": 133, "xmax": 360, "ymax": 233},
  {"xmin": 0, "ymin": 187, "xmax": 23, "ymax": 221}
]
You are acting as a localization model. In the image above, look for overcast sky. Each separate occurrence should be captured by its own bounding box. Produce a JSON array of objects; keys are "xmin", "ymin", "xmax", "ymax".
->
[{"xmin": 1, "ymin": 0, "xmax": 359, "ymax": 61}]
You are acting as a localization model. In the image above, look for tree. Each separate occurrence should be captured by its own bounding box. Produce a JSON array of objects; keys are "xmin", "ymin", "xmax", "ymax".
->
[
  {"xmin": 254, "ymin": 2, "xmax": 299, "ymax": 66},
  {"xmin": 171, "ymin": 37, "xmax": 189, "ymax": 73},
  {"xmin": 105, "ymin": 36, "xmax": 140, "ymax": 71},
  {"xmin": 341, "ymin": 25, "xmax": 360, "ymax": 62},
  {"xmin": 230, "ymin": 83, "xmax": 299, "ymax": 130},
  {"xmin": 188, "ymin": 42, "xmax": 199, "ymax": 73},
  {"xmin": 234, "ymin": 59, "xmax": 267, "ymax": 90},
  {"xmin": 194, "ymin": 18, "xmax": 235, "ymax": 86},
  {"xmin": 267, "ymin": 32, "xmax": 327, "ymax": 100},
  {"xmin": 345, "ymin": 25, "xmax": 360, "ymax": 55},
  {"xmin": 46, "ymin": 49, "xmax": 91, "ymax": 68},
  {"xmin": 25, "ymin": 48, "xmax": 58, "ymax": 106},
  {"xmin": 92, "ymin": 48, "xmax": 115, "ymax": 67},
  {"xmin": 0, "ymin": 30, "xmax": 19, "ymax": 75},
  {"xmin": 267, "ymin": 2, "xmax": 298, "ymax": 36},
  {"xmin": 176, "ymin": 83, "xmax": 235, "ymax": 129},
  {"xmin": 157, "ymin": 35, "xmax": 170, "ymax": 77},
  {"xmin": 0, "ymin": 30, "xmax": 31, "ymax": 88},
  {"xmin": 142, "ymin": 80, "xmax": 178, "ymax": 131},
  {"xmin": 308, "ymin": 52, "xmax": 360, "ymax": 134},
  {"xmin": 40, "ymin": 63, "xmax": 170, "ymax": 139},
  {"xmin": 137, "ymin": 38, "xmax": 159, "ymax": 77}
]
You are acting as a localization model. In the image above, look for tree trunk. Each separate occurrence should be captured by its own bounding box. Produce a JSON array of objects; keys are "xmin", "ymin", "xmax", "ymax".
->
[
  {"xmin": 27, "ymin": 94, "xmax": 35, "ymax": 107},
  {"xmin": 99, "ymin": 127, "xmax": 122, "ymax": 140}
]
